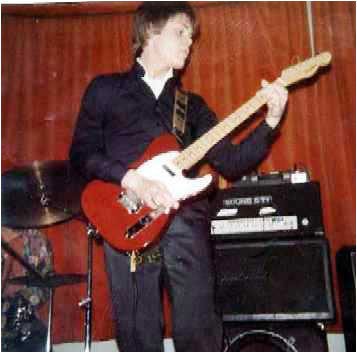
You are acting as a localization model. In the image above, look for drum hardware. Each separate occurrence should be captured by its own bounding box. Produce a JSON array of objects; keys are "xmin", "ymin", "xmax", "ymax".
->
[
  {"xmin": 8, "ymin": 273, "xmax": 87, "ymax": 352},
  {"xmin": 8, "ymin": 273, "xmax": 88, "ymax": 288},
  {"xmin": 47, "ymin": 288, "xmax": 53, "ymax": 352},
  {"xmin": 1, "ymin": 293, "xmax": 48, "ymax": 352},
  {"xmin": 1, "ymin": 160, "xmax": 98, "ymax": 352},
  {"xmin": 76, "ymin": 221, "xmax": 102, "ymax": 353},
  {"xmin": 1, "ymin": 239, "xmax": 48, "ymax": 284}
]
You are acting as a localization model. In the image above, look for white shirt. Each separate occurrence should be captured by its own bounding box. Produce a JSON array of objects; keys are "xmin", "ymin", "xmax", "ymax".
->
[{"xmin": 137, "ymin": 58, "xmax": 173, "ymax": 99}]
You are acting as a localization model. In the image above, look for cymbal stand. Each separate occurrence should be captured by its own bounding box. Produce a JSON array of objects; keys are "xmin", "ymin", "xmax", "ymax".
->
[
  {"xmin": 27, "ymin": 196, "xmax": 99, "ymax": 353},
  {"xmin": 46, "ymin": 288, "xmax": 54, "ymax": 352},
  {"xmin": 78, "ymin": 222, "xmax": 101, "ymax": 352},
  {"xmin": 33, "ymin": 198, "xmax": 95, "ymax": 352}
]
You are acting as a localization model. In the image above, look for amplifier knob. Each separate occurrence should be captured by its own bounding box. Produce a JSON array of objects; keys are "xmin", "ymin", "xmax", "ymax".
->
[{"xmin": 301, "ymin": 218, "xmax": 310, "ymax": 226}]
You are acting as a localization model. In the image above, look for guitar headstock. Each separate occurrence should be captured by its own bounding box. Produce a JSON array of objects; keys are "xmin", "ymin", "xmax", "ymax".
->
[{"xmin": 279, "ymin": 52, "xmax": 332, "ymax": 87}]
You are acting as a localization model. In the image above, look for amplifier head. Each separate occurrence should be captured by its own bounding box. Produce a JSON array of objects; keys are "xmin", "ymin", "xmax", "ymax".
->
[{"xmin": 211, "ymin": 181, "xmax": 324, "ymax": 240}]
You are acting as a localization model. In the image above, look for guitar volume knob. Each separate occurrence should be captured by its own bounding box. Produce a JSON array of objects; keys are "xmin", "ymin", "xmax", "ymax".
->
[{"xmin": 118, "ymin": 191, "xmax": 143, "ymax": 214}]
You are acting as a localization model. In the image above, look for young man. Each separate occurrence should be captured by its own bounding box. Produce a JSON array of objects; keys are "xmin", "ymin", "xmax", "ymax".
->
[{"xmin": 70, "ymin": 2, "xmax": 288, "ymax": 351}]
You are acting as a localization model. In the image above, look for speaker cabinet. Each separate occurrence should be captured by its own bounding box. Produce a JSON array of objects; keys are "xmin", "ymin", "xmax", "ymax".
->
[
  {"xmin": 223, "ymin": 322, "xmax": 328, "ymax": 352},
  {"xmin": 336, "ymin": 246, "xmax": 356, "ymax": 352},
  {"xmin": 214, "ymin": 237, "xmax": 335, "ymax": 322}
]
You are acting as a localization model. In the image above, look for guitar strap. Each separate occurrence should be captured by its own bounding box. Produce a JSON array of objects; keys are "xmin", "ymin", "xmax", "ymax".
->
[{"xmin": 172, "ymin": 88, "xmax": 188, "ymax": 145}]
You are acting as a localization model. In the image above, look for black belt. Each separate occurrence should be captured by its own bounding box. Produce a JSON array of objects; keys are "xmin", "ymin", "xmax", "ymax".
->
[
  {"xmin": 134, "ymin": 246, "xmax": 161, "ymax": 265},
  {"xmin": 126, "ymin": 245, "xmax": 161, "ymax": 272}
]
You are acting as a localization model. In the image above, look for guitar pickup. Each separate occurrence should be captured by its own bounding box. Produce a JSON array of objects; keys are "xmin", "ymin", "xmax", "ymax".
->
[
  {"xmin": 125, "ymin": 207, "xmax": 164, "ymax": 239},
  {"xmin": 125, "ymin": 214, "xmax": 153, "ymax": 239}
]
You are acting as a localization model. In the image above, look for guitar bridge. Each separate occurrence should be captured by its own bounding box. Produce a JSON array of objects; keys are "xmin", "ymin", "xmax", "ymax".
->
[{"xmin": 118, "ymin": 191, "xmax": 143, "ymax": 214}]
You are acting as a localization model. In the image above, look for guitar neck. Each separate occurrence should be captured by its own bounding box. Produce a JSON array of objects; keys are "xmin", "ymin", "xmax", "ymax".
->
[{"xmin": 172, "ymin": 82, "xmax": 276, "ymax": 171}]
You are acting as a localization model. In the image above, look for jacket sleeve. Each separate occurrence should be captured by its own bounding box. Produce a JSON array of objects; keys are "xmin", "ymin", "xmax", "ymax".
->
[
  {"xmin": 189, "ymin": 94, "xmax": 279, "ymax": 181},
  {"xmin": 69, "ymin": 76, "xmax": 126, "ymax": 184}
]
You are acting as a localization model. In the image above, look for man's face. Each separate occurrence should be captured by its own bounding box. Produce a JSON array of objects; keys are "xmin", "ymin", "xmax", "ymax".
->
[{"xmin": 150, "ymin": 14, "xmax": 193, "ymax": 70}]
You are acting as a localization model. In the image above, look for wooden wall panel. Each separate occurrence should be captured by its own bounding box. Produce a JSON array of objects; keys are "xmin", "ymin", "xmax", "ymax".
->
[
  {"xmin": 311, "ymin": 1, "xmax": 356, "ymax": 333},
  {"xmin": 2, "ymin": 11, "xmax": 133, "ymax": 344},
  {"xmin": 1, "ymin": 1, "xmax": 355, "ymax": 343}
]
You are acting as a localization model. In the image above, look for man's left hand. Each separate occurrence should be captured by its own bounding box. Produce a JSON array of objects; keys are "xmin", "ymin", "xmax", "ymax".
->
[{"xmin": 261, "ymin": 80, "xmax": 288, "ymax": 129}]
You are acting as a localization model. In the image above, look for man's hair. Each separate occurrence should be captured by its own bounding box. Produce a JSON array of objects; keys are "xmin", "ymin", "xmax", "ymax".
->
[{"xmin": 133, "ymin": 1, "xmax": 198, "ymax": 57}]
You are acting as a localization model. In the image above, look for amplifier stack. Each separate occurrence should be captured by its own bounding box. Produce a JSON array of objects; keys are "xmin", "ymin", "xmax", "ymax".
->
[{"xmin": 210, "ymin": 170, "xmax": 336, "ymax": 352}]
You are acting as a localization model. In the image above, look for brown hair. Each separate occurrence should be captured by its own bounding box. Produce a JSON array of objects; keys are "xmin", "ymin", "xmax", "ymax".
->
[{"xmin": 133, "ymin": 1, "xmax": 198, "ymax": 57}]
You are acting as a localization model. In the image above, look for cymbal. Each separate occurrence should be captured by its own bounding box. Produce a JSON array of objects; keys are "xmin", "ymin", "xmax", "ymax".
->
[
  {"xmin": 1, "ymin": 160, "xmax": 87, "ymax": 228},
  {"xmin": 8, "ymin": 273, "xmax": 87, "ymax": 288}
]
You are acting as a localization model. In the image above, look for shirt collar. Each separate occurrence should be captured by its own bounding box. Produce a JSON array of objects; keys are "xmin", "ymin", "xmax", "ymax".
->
[
  {"xmin": 136, "ymin": 58, "xmax": 174, "ymax": 99},
  {"xmin": 136, "ymin": 58, "xmax": 174, "ymax": 83}
]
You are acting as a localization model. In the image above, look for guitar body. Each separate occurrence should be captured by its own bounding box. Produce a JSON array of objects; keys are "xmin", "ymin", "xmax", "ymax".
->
[
  {"xmin": 82, "ymin": 134, "xmax": 185, "ymax": 252},
  {"xmin": 82, "ymin": 180, "xmax": 171, "ymax": 252}
]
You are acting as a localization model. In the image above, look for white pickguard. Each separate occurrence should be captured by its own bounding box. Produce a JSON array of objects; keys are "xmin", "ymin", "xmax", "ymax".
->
[{"xmin": 136, "ymin": 151, "xmax": 212, "ymax": 201}]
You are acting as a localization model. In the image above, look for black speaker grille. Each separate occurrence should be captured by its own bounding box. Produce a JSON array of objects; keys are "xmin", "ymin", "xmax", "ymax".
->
[{"xmin": 215, "ymin": 237, "xmax": 335, "ymax": 322}]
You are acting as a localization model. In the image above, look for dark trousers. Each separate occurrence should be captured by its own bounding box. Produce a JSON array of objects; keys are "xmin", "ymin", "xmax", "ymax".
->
[{"xmin": 103, "ymin": 202, "xmax": 223, "ymax": 351}]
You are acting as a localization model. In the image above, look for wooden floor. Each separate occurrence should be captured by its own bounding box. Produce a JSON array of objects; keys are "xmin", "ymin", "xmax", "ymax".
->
[{"xmin": 53, "ymin": 335, "xmax": 346, "ymax": 352}]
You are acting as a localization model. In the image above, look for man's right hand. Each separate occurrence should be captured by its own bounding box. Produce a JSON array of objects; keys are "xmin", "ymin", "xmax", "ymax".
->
[{"xmin": 121, "ymin": 169, "xmax": 179, "ymax": 213}]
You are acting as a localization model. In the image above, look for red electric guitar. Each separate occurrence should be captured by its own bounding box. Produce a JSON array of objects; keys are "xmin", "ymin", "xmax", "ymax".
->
[{"xmin": 81, "ymin": 52, "xmax": 332, "ymax": 252}]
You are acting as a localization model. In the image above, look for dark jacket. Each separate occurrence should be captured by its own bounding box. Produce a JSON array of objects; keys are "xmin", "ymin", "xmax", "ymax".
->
[{"xmin": 70, "ymin": 63, "xmax": 276, "ymax": 184}]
